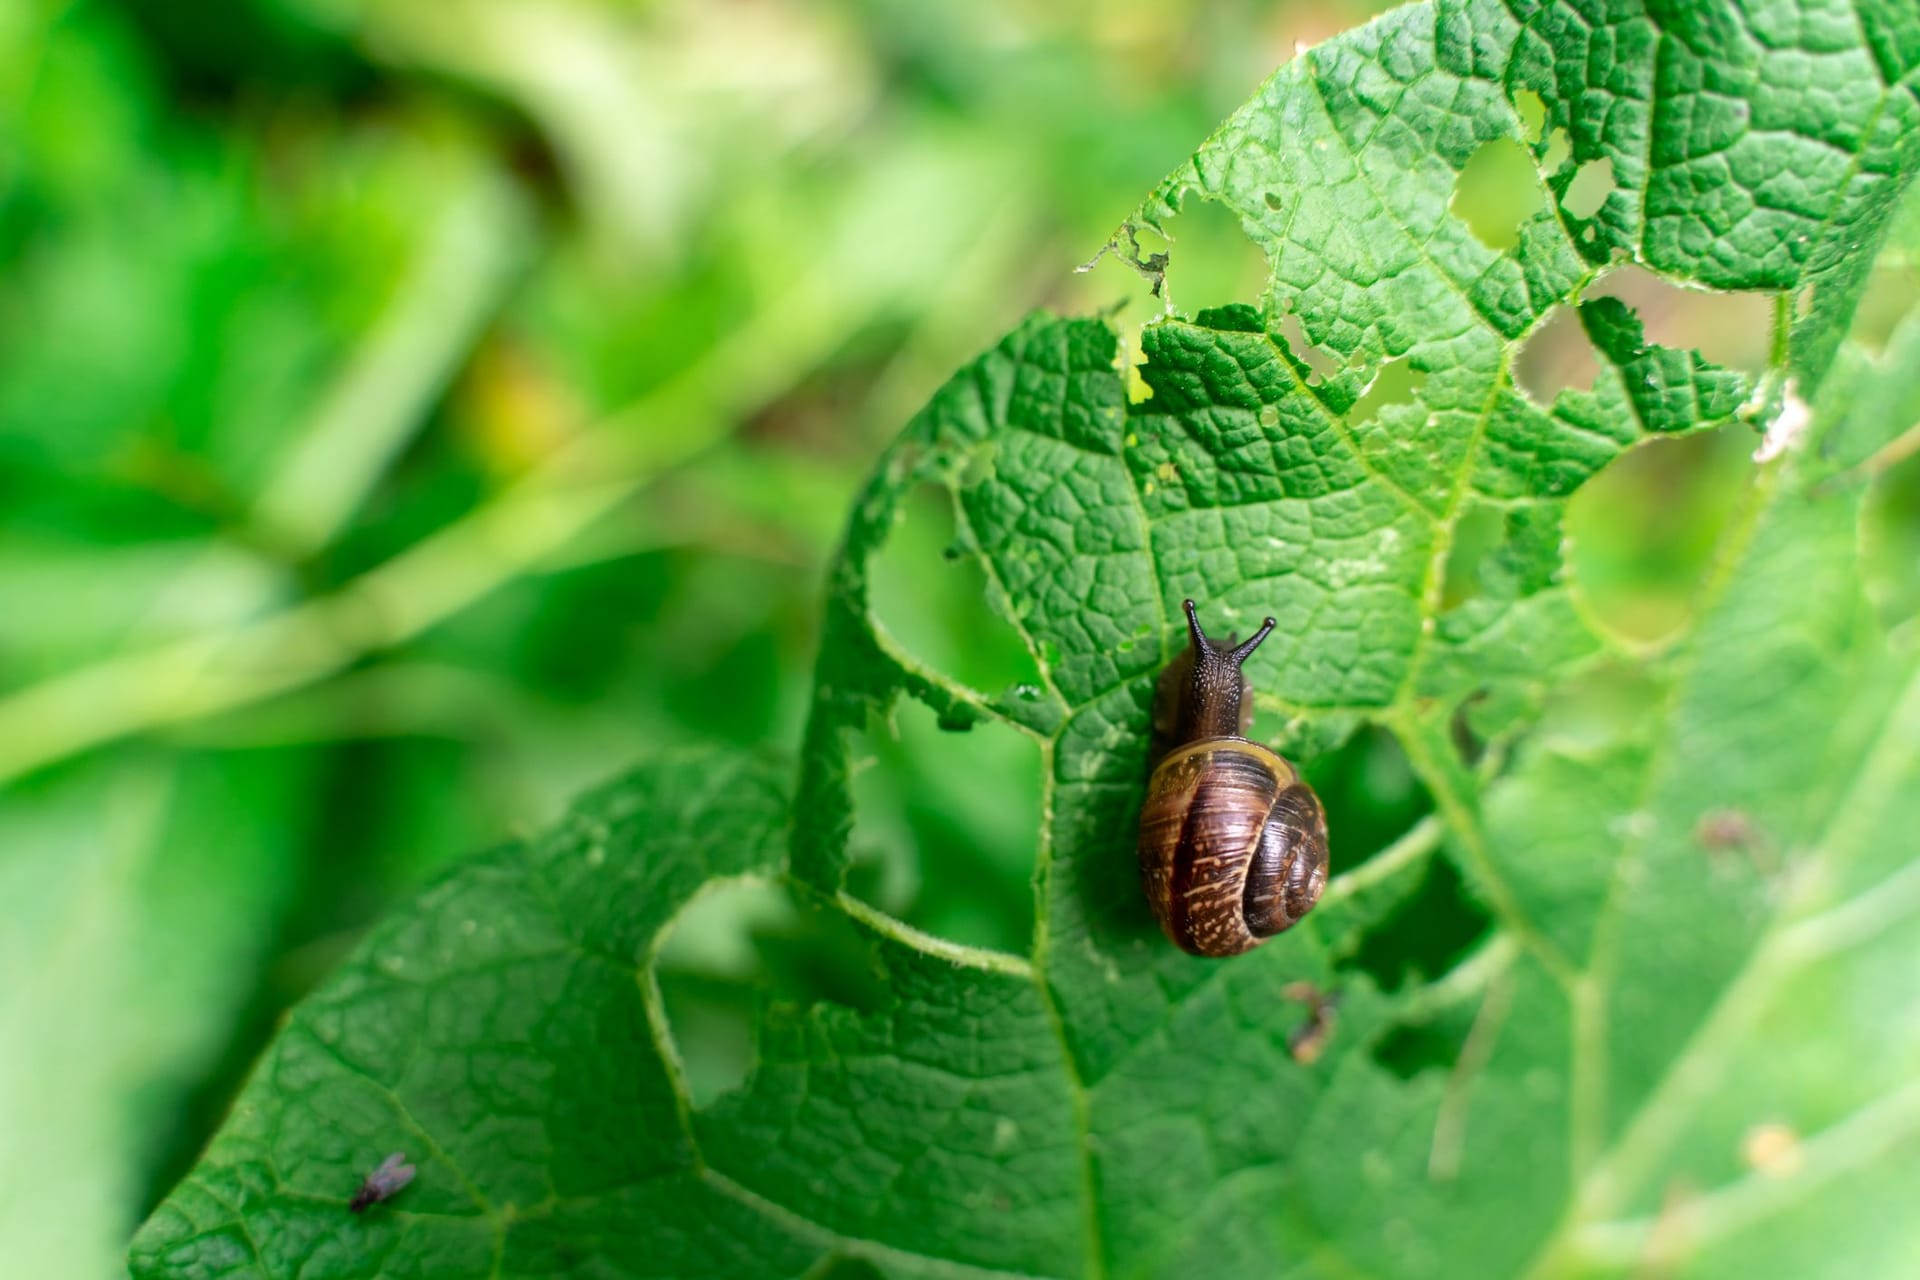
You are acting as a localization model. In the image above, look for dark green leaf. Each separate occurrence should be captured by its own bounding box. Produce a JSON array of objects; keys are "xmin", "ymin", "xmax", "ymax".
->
[{"xmin": 133, "ymin": 2, "xmax": 1920, "ymax": 1277}]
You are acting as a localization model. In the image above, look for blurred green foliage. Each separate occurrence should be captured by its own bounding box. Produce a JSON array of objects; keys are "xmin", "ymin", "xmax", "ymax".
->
[
  {"xmin": 2, "ymin": 0, "xmax": 1394, "ymax": 1272},
  {"xmin": 3, "ymin": 0, "xmax": 1917, "ymax": 1276}
]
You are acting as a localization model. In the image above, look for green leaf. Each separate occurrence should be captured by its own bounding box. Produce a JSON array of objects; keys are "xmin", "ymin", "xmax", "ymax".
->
[
  {"xmin": 134, "ymin": 752, "xmax": 817, "ymax": 1278},
  {"xmin": 134, "ymin": 2, "xmax": 1920, "ymax": 1277}
]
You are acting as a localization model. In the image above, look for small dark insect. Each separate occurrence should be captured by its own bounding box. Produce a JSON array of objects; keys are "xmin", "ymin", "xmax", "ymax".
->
[
  {"xmin": 349, "ymin": 1152, "xmax": 416, "ymax": 1213},
  {"xmin": 1694, "ymin": 807, "xmax": 1758, "ymax": 851},
  {"xmin": 1693, "ymin": 807, "xmax": 1779, "ymax": 876}
]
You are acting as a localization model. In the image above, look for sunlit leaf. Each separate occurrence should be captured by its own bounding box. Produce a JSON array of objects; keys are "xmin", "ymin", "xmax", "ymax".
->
[{"xmin": 133, "ymin": 2, "xmax": 1920, "ymax": 1277}]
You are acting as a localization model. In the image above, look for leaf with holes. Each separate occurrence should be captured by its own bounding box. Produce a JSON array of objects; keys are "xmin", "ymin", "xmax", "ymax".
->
[{"xmin": 133, "ymin": 2, "xmax": 1920, "ymax": 1278}]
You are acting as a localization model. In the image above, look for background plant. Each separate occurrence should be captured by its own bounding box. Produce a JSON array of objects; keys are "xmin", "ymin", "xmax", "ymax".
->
[{"xmin": 2, "ymin": 0, "xmax": 1917, "ymax": 1277}]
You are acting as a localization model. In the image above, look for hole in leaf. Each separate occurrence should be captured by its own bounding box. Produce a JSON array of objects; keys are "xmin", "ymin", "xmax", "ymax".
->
[
  {"xmin": 1582, "ymin": 265, "xmax": 1773, "ymax": 376},
  {"xmin": 1148, "ymin": 195, "xmax": 1270, "ymax": 317},
  {"xmin": 1519, "ymin": 267, "xmax": 1770, "ymax": 406},
  {"xmin": 1372, "ymin": 1004, "xmax": 1476, "ymax": 1079},
  {"xmin": 1440, "ymin": 502, "xmax": 1507, "ymax": 611},
  {"xmin": 656, "ymin": 879, "xmax": 888, "ymax": 1107},
  {"xmin": 1538, "ymin": 128, "xmax": 1572, "ymax": 174},
  {"xmin": 1292, "ymin": 725, "xmax": 1434, "ymax": 881},
  {"xmin": 1565, "ymin": 425, "xmax": 1753, "ymax": 646},
  {"xmin": 868, "ymin": 483, "xmax": 1044, "ymax": 698},
  {"xmin": 1346, "ymin": 853, "xmax": 1493, "ymax": 995},
  {"xmin": 1512, "ymin": 90, "xmax": 1546, "ymax": 143},
  {"xmin": 1795, "ymin": 283, "xmax": 1819, "ymax": 322},
  {"xmin": 1515, "ymin": 301, "xmax": 1605, "ymax": 403},
  {"xmin": 846, "ymin": 698, "xmax": 1041, "ymax": 955},
  {"xmin": 1560, "ymin": 157, "xmax": 1614, "ymax": 220},
  {"xmin": 1347, "ymin": 357, "xmax": 1429, "ymax": 425},
  {"xmin": 654, "ymin": 968, "xmax": 759, "ymax": 1109},
  {"xmin": 1451, "ymin": 136, "xmax": 1547, "ymax": 253},
  {"xmin": 1275, "ymin": 310, "xmax": 1342, "ymax": 384},
  {"xmin": 1059, "ymin": 223, "xmax": 1173, "ymax": 334}
]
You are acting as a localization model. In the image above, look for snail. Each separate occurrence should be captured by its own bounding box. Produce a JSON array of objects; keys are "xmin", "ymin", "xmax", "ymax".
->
[{"xmin": 1138, "ymin": 600, "xmax": 1329, "ymax": 957}]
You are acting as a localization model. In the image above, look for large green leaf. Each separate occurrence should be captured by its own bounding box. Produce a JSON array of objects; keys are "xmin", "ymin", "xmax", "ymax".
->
[{"xmin": 133, "ymin": 1, "xmax": 1920, "ymax": 1277}]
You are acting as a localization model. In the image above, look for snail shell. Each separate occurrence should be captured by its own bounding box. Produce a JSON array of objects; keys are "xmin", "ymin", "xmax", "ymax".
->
[{"xmin": 1137, "ymin": 600, "xmax": 1329, "ymax": 957}]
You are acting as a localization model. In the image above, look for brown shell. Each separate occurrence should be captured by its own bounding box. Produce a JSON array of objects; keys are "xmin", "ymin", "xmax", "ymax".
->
[
  {"xmin": 1136, "ymin": 601, "xmax": 1330, "ymax": 957},
  {"xmin": 1138, "ymin": 738, "xmax": 1329, "ymax": 956}
]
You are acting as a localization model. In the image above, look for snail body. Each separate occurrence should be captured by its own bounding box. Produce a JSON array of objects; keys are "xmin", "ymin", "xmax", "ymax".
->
[{"xmin": 1138, "ymin": 600, "xmax": 1329, "ymax": 957}]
